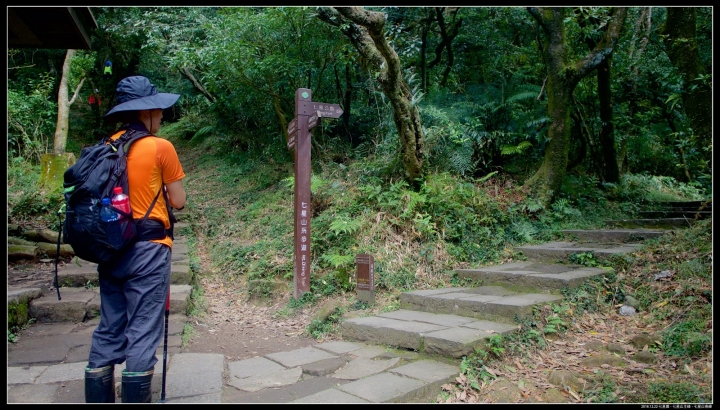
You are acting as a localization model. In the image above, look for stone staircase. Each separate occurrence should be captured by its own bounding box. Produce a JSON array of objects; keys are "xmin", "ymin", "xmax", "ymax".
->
[
  {"xmin": 605, "ymin": 200, "xmax": 712, "ymax": 229},
  {"xmin": 340, "ymin": 226, "xmax": 671, "ymax": 359},
  {"xmin": 7, "ymin": 209, "xmax": 194, "ymax": 355}
]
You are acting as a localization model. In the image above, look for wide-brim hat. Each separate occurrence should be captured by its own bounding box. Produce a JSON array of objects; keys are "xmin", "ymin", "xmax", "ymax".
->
[{"xmin": 105, "ymin": 76, "xmax": 180, "ymax": 120}]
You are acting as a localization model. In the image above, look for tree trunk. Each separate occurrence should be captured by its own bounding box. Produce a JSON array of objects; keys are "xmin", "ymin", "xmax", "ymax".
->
[
  {"xmin": 661, "ymin": 7, "xmax": 712, "ymax": 164},
  {"xmin": 318, "ymin": 6, "xmax": 425, "ymax": 184},
  {"xmin": 420, "ymin": 18, "xmax": 430, "ymax": 93},
  {"xmin": 524, "ymin": 7, "xmax": 626, "ymax": 206},
  {"xmin": 596, "ymin": 57, "xmax": 620, "ymax": 183},
  {"xmin": 53, "ymin": 49, "xmax": 85, "ymax": 156},
  {"xmin": 434, "ymin": 7, "xmax": 462, "ymax": 87},
  {"xmin": 578, "ymin": 10, "xmax": 621, "ymax": 184}
]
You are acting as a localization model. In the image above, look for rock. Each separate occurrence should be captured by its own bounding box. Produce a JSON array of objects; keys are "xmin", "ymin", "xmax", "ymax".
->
[
  {"xmin": 653, "ymin": 270, "xmax": 673, "ymax": 280},
  {"xmin": 633, "ymin": 350, "xmax": 657, "ymax": 364},
  {"xmin": 547, "ymin": 370, "xmax": 584, "ymax": 394},
  {"xmin": 606, "ymin": 343, "xmax": 626, "ymax": 356},
  {"xmin": 585, "ymin": 341, "xmax": 606, "ymax": 351},
  {"xmin": 313, "ymin": 298, "xmax": 342, "ymax": 323},
  {"xmin": 480, "ymin": 379, "xmax": 523, "ymax": 403},
  {"xmin": 619, "ymin": 305, "xmax": 636, "ymax": 316},
  {"xmin": 623, "ymin": 295, "xmax": 639, "ymax": 308},
  {"xmin": 541, "ymin": 388, "xmax": 570, "ymax": 403},
  {"xmin": 630, "ymin": 333, "xmax": 660, "ymax": 349},
  {"xmin": 581, "ymin": 354, "xmax": 626, "ymax": 368}
]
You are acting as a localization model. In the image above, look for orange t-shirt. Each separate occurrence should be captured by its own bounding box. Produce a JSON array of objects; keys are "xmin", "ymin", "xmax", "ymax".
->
[{"xmin": 109, "ymin": 130, "xmax": 185, "ymax": 248}]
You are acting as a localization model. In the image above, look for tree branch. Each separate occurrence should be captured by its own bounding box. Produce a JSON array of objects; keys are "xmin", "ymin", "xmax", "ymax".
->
[{"xmin": 68, "ymin": 77, "xmax": 86, "ymax": 106}]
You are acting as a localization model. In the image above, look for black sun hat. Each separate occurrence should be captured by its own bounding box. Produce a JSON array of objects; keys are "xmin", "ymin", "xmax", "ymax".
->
[{"xmin": 104, "ymin": 76, "xmax": 180, "ymax": 120}]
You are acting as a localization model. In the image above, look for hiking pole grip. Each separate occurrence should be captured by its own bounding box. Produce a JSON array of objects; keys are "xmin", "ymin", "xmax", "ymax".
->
[{"xmin": 160, "ymin": 291, "xmax": 170, "ymax": 403}]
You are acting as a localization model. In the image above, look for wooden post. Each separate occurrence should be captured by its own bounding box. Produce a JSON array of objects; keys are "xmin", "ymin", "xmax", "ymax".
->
[
  {"xmin": 356, "ymin": 254, "xmax": 375, "ymax": 304},
  {"xmin": 288, "ymin": 89, "xmax": 344, "ymax": 300}
]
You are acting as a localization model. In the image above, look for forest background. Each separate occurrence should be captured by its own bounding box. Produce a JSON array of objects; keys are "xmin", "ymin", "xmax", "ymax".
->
[{"xmin": 7, "ymin": 6, "xmax": 713, "ymax": 403}]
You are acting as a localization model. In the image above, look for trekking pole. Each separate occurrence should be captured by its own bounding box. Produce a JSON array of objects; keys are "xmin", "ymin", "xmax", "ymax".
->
[
  {"xmin": 159, "ymin": 291, "xmax": 170, "ymax": 403},
  {"xmin": 53, "ymin": 207, "xmax": 64, "ymax": 300}
]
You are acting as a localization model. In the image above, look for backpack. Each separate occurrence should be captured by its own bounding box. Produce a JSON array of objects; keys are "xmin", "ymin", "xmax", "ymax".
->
[{"xmin": 62, "ymin": 127, "xmax": 175, "ymax": 266}]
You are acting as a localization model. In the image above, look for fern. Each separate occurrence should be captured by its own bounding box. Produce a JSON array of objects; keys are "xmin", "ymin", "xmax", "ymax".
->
[
  {"xmin": 320, "ymin": 253, "xmax": 354, "ymax": 268},
  {"xmin": 506, "ymin": 91, "xmax": 538, "ymax": 104},
  {"xmin": 329, "ymin": 215, "xmax": 362, "ymax": 235},
  {"xmin": 501, "ymin": 141, "xmax": 532, "ymax": 156},
  {"xmin": 281, "ymin": 174, "xmax": 327, "ymax": 194},
  {"xmin": 189, "ymin": 125, "xmax": 214, "ymax": 144},
  {"xmin": 477, "ymin": 171, "xmax": 498, "ymax": 183},
  {"xmin": 401, "ymin": 191, "xmax": 427, "ymax": 219}
]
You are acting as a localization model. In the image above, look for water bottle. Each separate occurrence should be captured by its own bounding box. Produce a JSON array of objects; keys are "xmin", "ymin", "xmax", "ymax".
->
[
  {"xmin": 111, "ymin": 187, "xmax": 132, "ymax": 219},
  {"xmin": 100, "ymin": 198, "xmax": 119, "ymax": 222}
]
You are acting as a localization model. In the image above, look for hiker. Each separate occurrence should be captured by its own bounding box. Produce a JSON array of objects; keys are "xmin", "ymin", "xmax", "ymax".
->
[{"xmin": 84, "ymin": 76, "xmax": 187, "ymax": 403}]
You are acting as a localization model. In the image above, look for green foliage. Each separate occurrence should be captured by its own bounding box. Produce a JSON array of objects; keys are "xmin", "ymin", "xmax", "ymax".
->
[
  {"xmin": 500, "ymin": 141, "xmax": 532, "ymax": 156},
  {"xmin": 662, "ymin": 320, "xmax": 711, "ymax": 358},
  {"xmin": 542, "ymin": 314, "xmax": 568, "ymax": 335},
  {"xmin": 181, "ymin": 323, "xmax": 196, "ymax": 348},
  {"xmin": 604, "ymin": 173, "xmax": 707, "ymax": 203},
  {"xmin": 7, "ymin": 72, "xmax": 57, "ymax": 163},
  {"xmin": 569, "ymin": 252, "xmax": 601, "ymax": 267},
  {"xmin": 288, "ymin": 291, "xmax": 318, "ymax": 309},
  {"xmin": 187, "ymin": 285, "xmax": 207, "ymax": 317},
  {"xmin": 328, "ymin": 215, "xmax": 362, "ymax": 236},
  {"xmin": 585, "ymin": 371, "xmax": 620, "ymax": 403},
  {"xmin": 7, "ymin": 157, "xmax": 65, "ymax": 228},
  {"xmin": 306, "ymin": 306, "xmax": 344, "ymax": 339},
  {"xmin": 7, "ymin": 317, "xmax": 35, "ymax": 344},
  {"xmin": 647, "ymin": 380, "xmax": 710, "ymax": 403}
]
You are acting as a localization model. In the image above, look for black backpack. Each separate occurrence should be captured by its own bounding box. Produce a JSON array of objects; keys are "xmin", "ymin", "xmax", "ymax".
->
[{"xmin": 62, "ymin": 127, "xmax": 174, "ymax": 267}]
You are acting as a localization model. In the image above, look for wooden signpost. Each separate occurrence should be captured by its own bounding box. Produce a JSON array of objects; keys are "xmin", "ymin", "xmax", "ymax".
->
[
  {"xmin": 288, "ymin": 88, "xmax": 343, "ymax": 299},
  {"xmin": 355, "ymin": 254, "xmax": 375, "ymax": 303}
]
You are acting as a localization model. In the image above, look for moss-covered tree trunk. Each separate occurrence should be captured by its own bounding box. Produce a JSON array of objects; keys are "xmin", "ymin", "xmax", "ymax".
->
[
  {"xmin": 524, "ymin": 7, "xmax": 626, "ymax": 206},
  {"xmin": 318, "ymin": 6, "xmax": 425, "ymax": 184},
  {"xmin": 661, "ymin": 7, "xmax": 712, "ymax": 164},
  {"xmin": 42, "ymin": 49, "xmax": 83, "ymax": 192},
  {"xmin": 53, "ymin": 49, "xmax": 84, "ymax": 155}
]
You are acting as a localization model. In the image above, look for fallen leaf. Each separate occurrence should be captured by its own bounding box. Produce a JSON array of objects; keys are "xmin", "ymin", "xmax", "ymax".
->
[{"xmin": 567, "ymin": 388, "xmax": 581, "ymax": 401}]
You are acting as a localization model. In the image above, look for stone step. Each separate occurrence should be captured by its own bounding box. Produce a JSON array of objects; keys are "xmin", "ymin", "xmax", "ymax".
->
[
  {"xmin": 638, "ymin": 210, "xmax": 711, "ymax": 219},
  {"xmin": 399, "ymin": 286, "xmax": 562, "ymax": 324},
  {"xmin": 56, "ymin": 246, "xmax": 191, "ymax": 288},
  {"xmin": 515, "ymin": 241, "xmax": 641, "ymax": 263},
  {"xmin": 25, "ymin": 284, "xmax": 192, "ymax": 324},
  {"xmin": 560, "ymin": 228, "xmax": 668, "ymax": 244},
  {"xmin": 341, "ymin": 309, "xmax": 519, "ymax": 358},
  {"xmin": 653, "ymin": 200, "xmax": 712, "ymax": 209},
  {"xmin": 455, "ymin": 261, "xmax": 609, "ymax": 294},
  {"xmin": 605, "ymin": 218, "xmax": 704, "ymax": 229}
]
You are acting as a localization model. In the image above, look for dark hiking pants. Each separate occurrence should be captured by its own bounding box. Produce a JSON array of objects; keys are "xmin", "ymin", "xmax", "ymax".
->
[{"xmin": 88, "ymin": 241, "xmax": 171, "ymax": 372}]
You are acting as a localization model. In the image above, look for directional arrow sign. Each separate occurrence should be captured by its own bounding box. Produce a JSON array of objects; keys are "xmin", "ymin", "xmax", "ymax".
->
[
  {"xmin": 298, "ymin": 101, "xmax": 343, "ymax": 119},
  {"xmin": 287, "ymin": 118, "xmax": 298, "ymax": 136},
  {"xmin": 287, "ymin": 133, "xmax": 296, "ymax": 149},
  {"xmin": 308, "ymin": 113, "xmax": 318, "ymax": 130}
]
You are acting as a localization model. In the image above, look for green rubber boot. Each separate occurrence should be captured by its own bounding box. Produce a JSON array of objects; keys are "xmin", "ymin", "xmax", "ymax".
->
[
  {"xmin": 121, "ymin": 369, "xmax": 154, "ymax": 403},
  {"xmin": 85, "ymin": 365, "xmax": 115, "ymax": 403}
]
